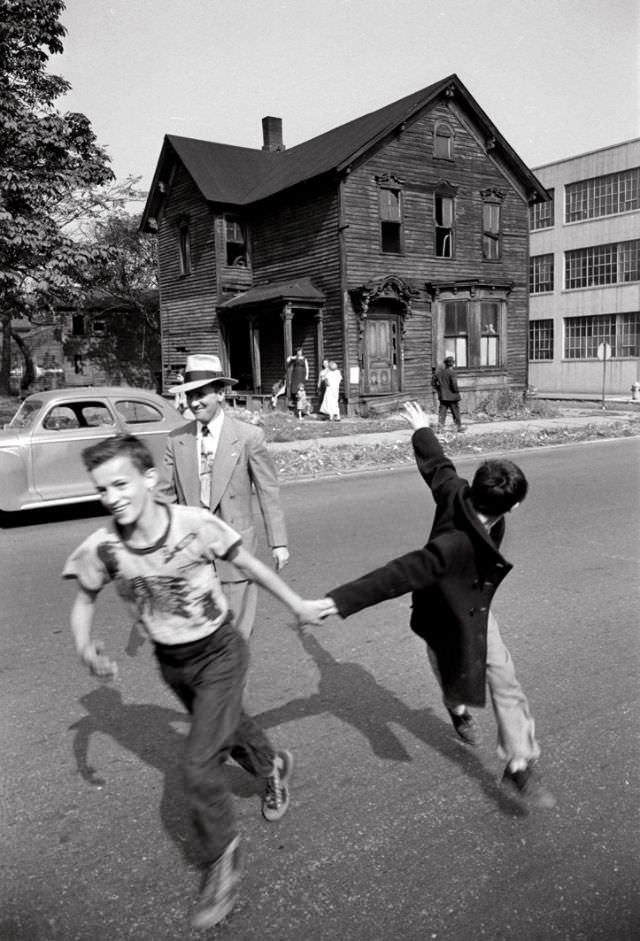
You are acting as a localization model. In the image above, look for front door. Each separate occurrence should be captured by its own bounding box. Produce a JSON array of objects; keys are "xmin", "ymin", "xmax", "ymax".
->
[{"xmin": 364, "ymin": 316, "xmax": 400, "ymax": 394}]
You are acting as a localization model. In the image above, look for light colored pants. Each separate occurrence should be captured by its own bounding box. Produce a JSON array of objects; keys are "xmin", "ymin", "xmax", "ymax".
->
[
  {"xmin": 222, "ymin": 579, "xmax": 258, "ymax": 642},
  {"xmin": 428, "ymin": 611, "xmax": 541, "ymax": 765}
]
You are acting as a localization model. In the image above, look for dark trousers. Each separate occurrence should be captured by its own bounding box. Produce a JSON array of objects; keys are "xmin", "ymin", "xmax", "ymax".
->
[
  {"xmin": 438, "ymin": 400, "xmax": 461, "ymax": 429},
  {"xmin": 155, "ymin": 619, "xmax": 275, "ymax": 863}
]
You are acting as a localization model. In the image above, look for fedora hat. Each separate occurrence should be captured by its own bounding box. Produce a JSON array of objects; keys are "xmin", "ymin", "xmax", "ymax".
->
[{"xmin": 169, "ymin": 354, "xmax": 237, "ymax": 393}]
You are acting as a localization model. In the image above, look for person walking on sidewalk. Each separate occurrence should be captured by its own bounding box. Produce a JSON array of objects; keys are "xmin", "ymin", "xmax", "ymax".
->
[
  {"xmin": 63, "ymin": 434, "xmax": 322, "ymax": 929},
  {"xmin": 433, "ymin": 355, "xmax": 464, "ymax": 432},
  {"xmin": 303, "ymin": 401, "xmax": 555, "ymax": 811}
]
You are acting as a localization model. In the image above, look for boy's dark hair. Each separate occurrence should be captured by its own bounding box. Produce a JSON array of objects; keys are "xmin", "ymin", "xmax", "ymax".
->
[
  {"xmin": 82, "ymin": 434, "xmax": 155, "ymax": 474},
  {"xmin": 470, "ymin": 459, "xmax": 528, "ymax": 517}
]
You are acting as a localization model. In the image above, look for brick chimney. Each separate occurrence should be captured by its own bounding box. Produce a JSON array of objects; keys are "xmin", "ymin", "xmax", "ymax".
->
[{"xmin": 262, "ymin": 116, "xmax": 284, "ymax": 152}]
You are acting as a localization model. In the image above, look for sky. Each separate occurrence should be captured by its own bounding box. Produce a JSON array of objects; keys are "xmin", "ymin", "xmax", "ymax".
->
[{"xmin": 53, "ymin": 0, "xmax": 640, "ymax": 191}]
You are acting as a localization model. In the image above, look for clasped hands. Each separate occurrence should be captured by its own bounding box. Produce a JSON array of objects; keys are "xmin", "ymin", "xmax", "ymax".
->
[{"xmin": 294, "ymin": 597, "xmax": 338, "ymax": 629}]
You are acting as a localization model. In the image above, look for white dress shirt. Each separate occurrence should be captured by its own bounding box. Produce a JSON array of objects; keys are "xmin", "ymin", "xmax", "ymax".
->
[{"xmin": 198, "ymin": 410, "xmax": 224, "ymax": 507}]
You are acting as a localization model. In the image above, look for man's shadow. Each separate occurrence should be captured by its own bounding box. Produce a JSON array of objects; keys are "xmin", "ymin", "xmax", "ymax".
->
[
  {"xmin": 69, "ymin": 686, "xmax": 261, "ymax": 866},
  {"xmin": 254, "ymin": 630, "xmax": 525, "ymax": 816}
]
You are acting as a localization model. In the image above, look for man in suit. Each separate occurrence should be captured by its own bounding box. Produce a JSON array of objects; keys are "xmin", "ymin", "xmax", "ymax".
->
[{"xmin": 158, "ymin": 354, "xmax": 289, "ymax": 641}]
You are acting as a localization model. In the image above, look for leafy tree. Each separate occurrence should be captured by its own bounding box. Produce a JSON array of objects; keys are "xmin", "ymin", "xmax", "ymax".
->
[
  {"xmin": 0, "ymin": 0, "xmax": 115, "ymax": 393},
  {"xmin": 63, "ymin": 212, "xmax": 161, "ymax": 389}
]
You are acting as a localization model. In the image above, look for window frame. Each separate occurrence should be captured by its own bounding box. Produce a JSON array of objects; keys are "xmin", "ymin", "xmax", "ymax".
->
[
  {"xmin": 178, "ymin": 220, "xmax": 192, "ymax": 276},
  {"xmin": 482, "ymin": 199, "xmax": 502, "ymax": 260},
  {"xmin": 529, "ymin": 189, "xmax": 555, "ymax": 230},
  {"xmin": 529, "ymin": 253, "xmax": 555, "ymax": 293},
  {"xmin": 564, "ymin": 239, "xmax": 640, "ymax": 289},
  {"xmin": 434, "ymin": 193, "xmax": 455, "ymax": 258},
  {"xmin": 565, "ymin": 168, "xmax": 640, "ymax": 223},
  {"xmin": 378, "ymin": 187, "xmax": 403, "ymax": 254},
  {"xmin": 563, "ymin": 312, "xmax": 640, "ymax": 359},
  {"xmin": 433, "ymin": 122, "xmax": 454, "ymax": 161},
  {"xmin": 224, "ymin": 213, "xmax": 248, "ymax": 267},
  {"xmin": 436, "ymin": 290, "xmax": 508, "ymax": 370},
  {"xmin": 529, "ymin": 319, "xmax": 554, "ymax": 361}
]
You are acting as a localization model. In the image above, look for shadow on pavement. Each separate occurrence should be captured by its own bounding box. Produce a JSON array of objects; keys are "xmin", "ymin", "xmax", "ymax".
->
[{"xmin": 254, "ymin": 631, "xmax": 526, "ymax": 817}]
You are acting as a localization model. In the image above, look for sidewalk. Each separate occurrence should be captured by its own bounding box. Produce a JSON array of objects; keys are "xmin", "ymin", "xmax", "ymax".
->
[{"xmin": 269, "ymin": 407, "xmax": 640, "ymax": 453}]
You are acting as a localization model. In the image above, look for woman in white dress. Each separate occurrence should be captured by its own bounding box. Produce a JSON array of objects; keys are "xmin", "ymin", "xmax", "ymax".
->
[{"xmin": 320, "ymin": 361, "xmax": 342, "ymax": 421}]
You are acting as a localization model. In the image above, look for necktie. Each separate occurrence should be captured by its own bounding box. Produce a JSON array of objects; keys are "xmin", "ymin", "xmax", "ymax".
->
[{"xmin": 200, "ymin": 426, "xmax": 213, "ymax": 506}]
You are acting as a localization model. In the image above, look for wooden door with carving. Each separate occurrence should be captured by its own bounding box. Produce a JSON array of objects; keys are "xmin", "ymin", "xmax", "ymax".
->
[{"xmin": 364, "ymin": 316, "xmax": 400, "ymax": 394}]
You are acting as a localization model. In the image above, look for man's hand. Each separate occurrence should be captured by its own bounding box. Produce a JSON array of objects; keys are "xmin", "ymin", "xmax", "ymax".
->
[
  {"xmin": 272, "ymin": 546, "xmax": 290, "ymax": 571},
  {"xmin": 295, "ymin": 598, "xmax": 337, "ymax": 627},
  {"xmin": 402, "ymin": 400, "xmax": 431, "ymax": 431},
  {"xmin": 79, "ymin": 641, "xmax": 119, "ymax": 680}
]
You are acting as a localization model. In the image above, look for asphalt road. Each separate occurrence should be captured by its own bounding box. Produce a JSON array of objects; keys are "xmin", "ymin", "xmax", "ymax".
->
[{"xmin": 2, "ymin": 438, "xmax": 639, "ymax": 941}]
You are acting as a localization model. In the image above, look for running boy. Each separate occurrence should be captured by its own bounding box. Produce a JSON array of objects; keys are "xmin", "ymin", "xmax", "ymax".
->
[
  {"xmin": 63, "ymin": 434, "xmax": 322, "ymax": 929},
  {"xmin": 306, "ymin": 401, "xmax": 555, "ymax": 809}
]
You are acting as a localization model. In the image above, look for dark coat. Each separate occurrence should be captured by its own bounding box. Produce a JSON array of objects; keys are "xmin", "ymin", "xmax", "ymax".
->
[
  {"xmin": 434, "ymin": 364, "xmax": 460, "ymax": 402},
  {"xmin": 328, "ymin": 427, "xmax": 513, "ymax": 707}
]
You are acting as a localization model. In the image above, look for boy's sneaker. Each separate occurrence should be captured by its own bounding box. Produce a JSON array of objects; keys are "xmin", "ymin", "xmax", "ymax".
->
[
  {"xmin": 447, "ymin": 708, "xmax": 481, "ymax": 746},
  {"xmin": 262, "ymin": 749, "xmax": 294, "ymax": 822},
  {"xmin": 501, "ymin": 762, "xmax": 557, "ymax": 809},
  {"xmin": 192, "ymin": 836, "xmax": 242, "ymax": 930}
]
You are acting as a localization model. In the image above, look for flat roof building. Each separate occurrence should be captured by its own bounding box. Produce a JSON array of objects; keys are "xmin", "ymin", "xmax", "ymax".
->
[{"xmin": 529, "ymin": 138, "xmax": 640, "ymax": 396}]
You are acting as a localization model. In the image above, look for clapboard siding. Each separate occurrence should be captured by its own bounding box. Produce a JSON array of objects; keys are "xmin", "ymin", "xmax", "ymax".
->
[
  {"xmin": 157, "ymin": 164, "xmax": 220, "ymax": 376},
  {"xmin": 342, "ymin": 100, "xmax": 530, "ymax": 397}
]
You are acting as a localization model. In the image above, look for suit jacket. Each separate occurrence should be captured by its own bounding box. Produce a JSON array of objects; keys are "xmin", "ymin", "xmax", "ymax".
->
[
  {"xmin": 328, "ymin": 427, "xmax": 512, "ymax": 707},
  {"xmin": 156, "ymin": 414, "xmax": 288, "ymax": 583},
  {"xmin": 434, "ymin": 365, "xmax": 460, "ymax": 402}
]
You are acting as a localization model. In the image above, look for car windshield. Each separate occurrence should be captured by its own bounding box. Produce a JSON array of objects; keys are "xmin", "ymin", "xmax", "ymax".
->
[{"xmin": 7, "ymin": 399, "xmax": 43, "ymax": 430}]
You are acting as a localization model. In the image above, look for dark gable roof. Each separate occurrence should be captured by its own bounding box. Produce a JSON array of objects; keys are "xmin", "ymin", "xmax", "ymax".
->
[{"xmin": 143, "ymin": 74, "xmax": 547, "ymax": 227}]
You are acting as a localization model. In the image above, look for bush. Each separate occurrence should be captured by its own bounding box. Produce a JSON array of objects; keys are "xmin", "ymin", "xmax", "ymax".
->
[{"xmin": 474, "ymin": 388, "xmax": 558, "ymax": 420}]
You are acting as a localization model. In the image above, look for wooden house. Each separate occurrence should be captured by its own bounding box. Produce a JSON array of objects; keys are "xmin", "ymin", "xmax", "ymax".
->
[{"xmin": 141, "ymin": 74, "xmax": 548, "ymax": 414}]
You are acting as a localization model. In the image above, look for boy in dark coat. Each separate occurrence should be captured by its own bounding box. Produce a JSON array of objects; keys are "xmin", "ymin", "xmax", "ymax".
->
[{"xmin": 307, "ymin": 401, "xmax": 555, "ymax": 809}]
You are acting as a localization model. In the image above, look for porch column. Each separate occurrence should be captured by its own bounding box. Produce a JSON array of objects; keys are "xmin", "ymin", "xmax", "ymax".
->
[
  {"xmin": 248, "ymin": 315, "xmax": 261, "ymax": 392},
  {"xmin": 281, "ymin": 302, "xmax": 293, "ymax": 360},
  {"xmin": 315, "ymin": 307, "xmax": 325, "ymax": 366}
]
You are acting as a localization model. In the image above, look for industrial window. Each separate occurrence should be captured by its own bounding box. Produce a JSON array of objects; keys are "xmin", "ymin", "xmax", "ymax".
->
[
  {"xmin": 178, "ymin": 222, "xmax": 191, "ymax": 275},
  {"xmin": 379, "ymin": 188, "xmax": 403, "ymax": 253},
  {"xmin": 435, "ymin": 195, "xmax": 454, "ymax": 258},
  {"xmin": 565, "ymin": 168, "xmax": 640, "ymax": 222},
  {"xmin": 529, "ymin": 320, "xmax": 554, "ymax": 360},
  {"xmin": 224, "ymin": 214, "xmax": 247, "ymax": 266},
  {"xmin": 564, "ymin": 314, "xmax": 619, "ymax": 359},
  {"xmin": 529, "ymin": 189, "xmax": 554, "ymax": 229},
  {"xmin": 434, "ymin": 123, "xmax": 454, "ymax": 160},
  {"xmin": 529, "ymin": 254, "xmax": 554, "ymax": 293},
  {"xmin": 565, "ymin": 239, "xmax": 640, "ymax": 289},
  {"xmin": 482, "ymin": 201, "xmax": 501, "ymax": 259}
]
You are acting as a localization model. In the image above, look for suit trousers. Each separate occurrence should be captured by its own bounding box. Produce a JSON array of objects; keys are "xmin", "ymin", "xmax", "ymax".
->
[
  {"xmin": 427, "ymin": 611, "xmax": 541, "ymax": 765},
  {"xmin": 155, "ymin": 619, "xmax": 275, "ymax": 864},
  {"xmin": 438, "ymin": 400, "xmax": 461, "ymax": 429}
]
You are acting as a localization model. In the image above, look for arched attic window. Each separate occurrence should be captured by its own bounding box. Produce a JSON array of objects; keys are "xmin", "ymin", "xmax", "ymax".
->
[{"xmin": 434, "ymin": 122, "xmax": 454, "ymax": 160}]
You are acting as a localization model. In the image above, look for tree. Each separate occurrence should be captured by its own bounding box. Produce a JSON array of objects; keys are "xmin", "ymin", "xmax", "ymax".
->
[
  {"xmin": 0, "ymin": 0, "xmax": 115, "ymax": 393},
  {"xmin": 63, "ymin": 212, "xmax": 161, "ymax": 389}
]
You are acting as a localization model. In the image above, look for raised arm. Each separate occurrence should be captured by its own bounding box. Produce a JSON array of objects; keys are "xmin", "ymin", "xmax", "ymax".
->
[{"xmin": 402, "ymin": 401, "xmax": 459, "ymax": 503}]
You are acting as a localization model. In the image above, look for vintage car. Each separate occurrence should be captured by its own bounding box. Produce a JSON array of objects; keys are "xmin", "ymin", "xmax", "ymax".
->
[{"xmin": 0, "ymin": 386, "xmax": 184, "ymax": 513}]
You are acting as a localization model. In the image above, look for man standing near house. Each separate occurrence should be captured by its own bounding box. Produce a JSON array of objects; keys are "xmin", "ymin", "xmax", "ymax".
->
[
  {"xmin": 158, "ymin": 354, "xmax": 289, "ymax": 641},
  {"xmin": 434, "ymin": 355, "xmax": 464, "ymax": 433}
]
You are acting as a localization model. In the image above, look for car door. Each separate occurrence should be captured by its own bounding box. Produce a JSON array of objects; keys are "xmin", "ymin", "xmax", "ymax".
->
[{"xmin": 30, "ymin": 399, "xmax": 118, "ymax": 503}]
